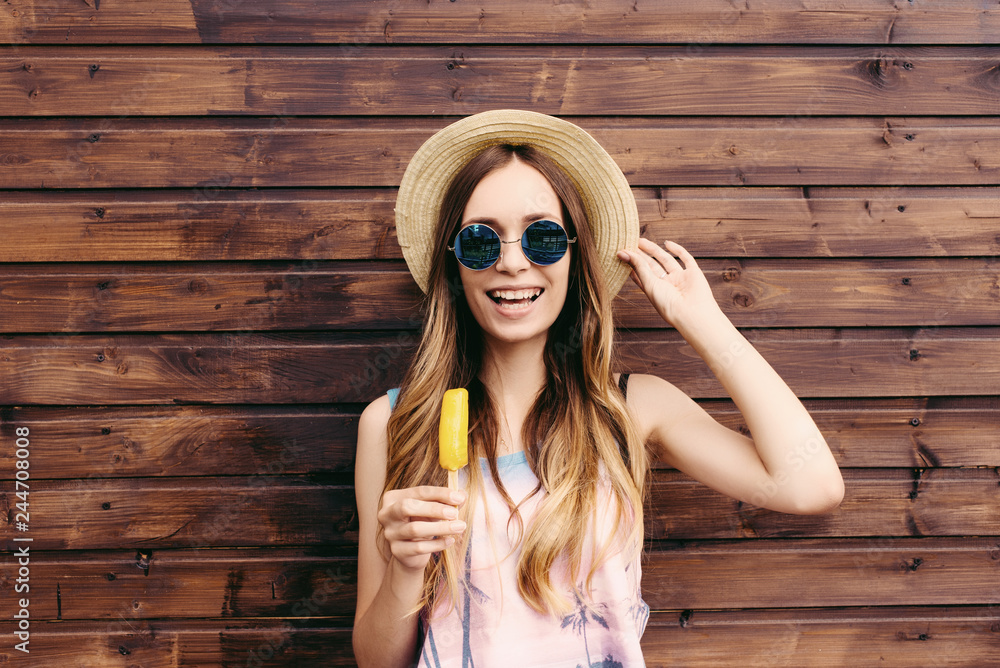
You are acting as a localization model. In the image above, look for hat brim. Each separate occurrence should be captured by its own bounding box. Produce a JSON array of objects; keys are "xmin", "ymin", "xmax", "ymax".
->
[{"xmin": 395, "ymin": 110, "xmax": 639, "ymax": 296}]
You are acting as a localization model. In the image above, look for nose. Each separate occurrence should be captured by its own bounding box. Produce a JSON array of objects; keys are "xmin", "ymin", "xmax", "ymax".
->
[{"xmin": 494, "ymin": 239, "xmax": 530, "ymax": 274}]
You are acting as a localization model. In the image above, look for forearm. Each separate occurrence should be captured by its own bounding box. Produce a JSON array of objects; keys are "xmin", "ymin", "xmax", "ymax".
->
[
  {"xmin": 353, "ymin": 559, "xmax": 426, "ymax": 668},
  {"xmin": 677, "ymin": 308, "xmax": 844, "ymax": 512}
]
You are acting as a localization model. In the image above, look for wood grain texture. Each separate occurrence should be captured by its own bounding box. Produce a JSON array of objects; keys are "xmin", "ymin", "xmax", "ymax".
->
[
  {"xmin": 2, "ymin": 117, "xmax": 999, "ymax": 188},
  {"xmin": 0, "ymin": 619, "xmax": 356, "ymax": 667},
  {"xmin": 1, "ymin": 397, "xmax": 996, "ymax": 479},
  {"xmin": 4, "ymin": 548, "xmax": 356, "ymax": 620},
  {"xmin": 643, "ymin": 537, "xmax": 1000, "ymax": 610},
  {"xmin": 8, "ymin": 539, "xmax": 997, "ymax": 623},
  {"xmin": 0, "ymin": 258, "xmax": 996, "ymax": 332},
  {"xmin": 648, "ymin": 467, "xmax": 1000, "ymax": 540},
  {"xmin": 640, "ymin": 607, "xmax": 1000, "ymax": 668},
  {"xmin": 3, "ymin": 0, "xmax": 999, "ymax": 45},
  {"xmin": 3, "ymin": 468, "xmax": 998, "ymax": 549},
  {"xmin": 2, "ymin": 610, "xmax": 997, "ymax": 667},
  {"xmin": 0, "ymin": 477, "xmax": 357, "ymax": 550},
  {"xmin": 4, "ymin": 46, "xmax": 1000, "ymax": 116},
  {"xmin": 0, "ymin": 406, "xmax": 357, "ymax": 478},
  {"xmin": 1, "ymin": 329, "xmax": 999, "ymax": 404},
  {"xmin": 1, "ymin": 187, "xmax": 998, "ymax": 262}
]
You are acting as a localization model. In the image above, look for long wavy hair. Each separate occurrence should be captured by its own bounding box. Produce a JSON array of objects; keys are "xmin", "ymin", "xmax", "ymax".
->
[{"xmin": 381, "ymin": 144, "xmax": 648, "ymax": 618}]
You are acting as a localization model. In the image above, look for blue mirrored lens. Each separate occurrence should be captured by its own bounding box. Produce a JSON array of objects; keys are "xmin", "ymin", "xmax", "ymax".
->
[
  {"xmin": 454, "ymin": 224, "xmax": 501, "ymax": 270},
  {"xmin": 521, "ymin": 219, "xmax": 568, "ymax": 265}
]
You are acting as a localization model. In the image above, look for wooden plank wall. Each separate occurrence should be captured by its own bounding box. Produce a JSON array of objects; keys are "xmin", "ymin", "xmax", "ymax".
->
[{"xmin": 1, "ymin": 1, "xmax": 999, "ymax": 665}]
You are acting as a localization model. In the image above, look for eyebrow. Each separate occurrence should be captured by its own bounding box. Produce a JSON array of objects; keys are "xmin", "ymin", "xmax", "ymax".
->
[{"xmin": 462, "ymin": 213, "xmax": 562, "ymax": 226}]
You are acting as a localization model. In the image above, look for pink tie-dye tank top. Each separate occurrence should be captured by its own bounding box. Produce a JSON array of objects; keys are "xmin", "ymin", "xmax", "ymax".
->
[{"xmin": 387, "ymin": 389, "xmax": 649, "ymax": 668}]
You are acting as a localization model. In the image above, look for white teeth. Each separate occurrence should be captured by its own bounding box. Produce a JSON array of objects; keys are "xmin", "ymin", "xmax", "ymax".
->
[{"xmin": 490, "ymin": 288, "xmax": 542, "ymax": 301}]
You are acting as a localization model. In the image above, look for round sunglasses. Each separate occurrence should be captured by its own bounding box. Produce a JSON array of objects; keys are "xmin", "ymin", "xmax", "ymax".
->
[{"xmin": 448, "ymin": 219, "xmax": 577, "ymax": 270}]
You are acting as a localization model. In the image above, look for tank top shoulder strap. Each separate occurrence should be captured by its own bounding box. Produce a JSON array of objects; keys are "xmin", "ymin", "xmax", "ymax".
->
[{"xmin": 387, "ymin": 388, "xmax": 401, "ymax": 411}]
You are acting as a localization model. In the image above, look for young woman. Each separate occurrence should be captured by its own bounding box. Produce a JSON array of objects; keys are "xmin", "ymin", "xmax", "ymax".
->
[{"xmin": 353, "ymin": 110, "xmax": 844, "ymax": 667}]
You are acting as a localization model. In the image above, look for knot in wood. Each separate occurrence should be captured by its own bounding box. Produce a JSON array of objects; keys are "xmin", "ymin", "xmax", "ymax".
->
[
  {"xmin": 732, "ymin": 292, "xmax": 754, "ymax": 308},
  {"xmin": 909, "ymin": 349, "xmax": 921, "ymax": 361},
  {"xmin": 722, "ymin": 266, "xmax": 741, "ymax": 282}
]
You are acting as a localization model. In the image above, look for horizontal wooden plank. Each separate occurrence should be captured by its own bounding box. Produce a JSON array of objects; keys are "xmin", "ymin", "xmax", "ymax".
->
[
  {"xmin": 0, "ymin": 477, "xmax": 357, "ymax": 550},
  {"xmin": 8, "ymin": 538, "xmax": 997, "ymax": 623},
  {"xmin": 1, "ymin": 258, "xmax": 997, "ymax": 332},
  {"xmin": 2, "ymin": 117, "xmax": 999, "ymax": 188},
  {"xmin": 643, "ymin": 537, "xmax": 1000, "ymax": 610},
  {"xmin": 0, "ymin": 329, "xmax": 998, "ymax": 404},
  {"xmin": 2, "ymin": 398, "xmax": 995, "ymax": 480},
  {"xmin": 648, "ymin": 467, "xmax": 1000, "ymax": 540},
  {"xmin": 0, "ymin": 618, "xmax": 356, "ymax": 667},
  {"xmin": 3, "ymin": 0, "xmax": 999, "ymax": 44},
  {"xmin": 2, "ymin": 468, "xmax": 998, "ymax": 548},
  {"xmin": 1, "ymin": 187, "xmax": 998, "ymax": 262},
  {"xmin": 619, "ymin": 327, "xmax": 1000, "ymax": 399},
  {"xmin": 4, "ymin": 46, "xmax": 1000, "ymax": 116},
  {"xmin": 4, "ymin": 548, "xmax": 356, "ymax": 621},
  {"xmin": 641, "ymin": 607, "xmax": 1000, "ymax": 667},
  {"xmin": 1, "ymin": 609, "xmax": 997, "ymax": 667},
  {"xmin": 0, "ymin": 406, "xmax": 356, "ymax": 478}
]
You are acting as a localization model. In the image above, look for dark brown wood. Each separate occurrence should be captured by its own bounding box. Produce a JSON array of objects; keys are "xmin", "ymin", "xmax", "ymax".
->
[
  {"xmin": 1, "ymin": 329, "xmax": 998, "ymax": 405},
  {"xmin": 1, "ymin": 398, "xmax": 995, "ymax": 479},
  {"xmin": 3, "ymin": 468, "xmax": 998, "ymax": 549},
  {"xmin": 2, "ymin": 187, "xmax": 998, "ymax": 262},
  {"xmin": 642, "ymin": 537, "xmax": 1000, "ymax": 609},
  {"xmin": 2, "ymin": 609, "xmax": 997, "ymax": 667},
  {"xmin": 648, "ymin": 467, "xmax": 1000, "ymax": 540},
  {"xmin": 0, "ymin": 477, "xmax": 357, "ymax": 550},
  {"xmin": 10, "ymin": 538, "xmax": 998, "ymax": 623},
  {"xmin": 0, "ymin": 189, "xmax": 401, "ymax": 262},
  {"xmin": 2, "ymin": 117, "xmax": 999, "ymax": 189},
  {"xmin": 709, "ymin": 397, "xmax": 1000, "ymax": 468},
  {"xmin": 617, "ymin": 327, "xmax": 1000, "ymax": 399},
  {"xmin": 0, "ymin": 258, "xmax": 996, "ymax": 332},
  {"xmin": 11, "ymin": 548, "xmax": 356, "ymax": 620},
  {"xmin": 5, "ymin": 46, "xmax": 1000, "ymax": 116},
  {"xmin": 0, "ymin": 619, "xmax": 356, "ymax": 667},
  {"xmin": 640, "ymin": 607, "xmax": 1000, "ymax": 667},
  {"xmin": 3, "ymin": 0, "xmax": 999, "ymax": 44},
  {"xmin": 0, "ymin": 406, "xmax": 358, "ymax": 478}
]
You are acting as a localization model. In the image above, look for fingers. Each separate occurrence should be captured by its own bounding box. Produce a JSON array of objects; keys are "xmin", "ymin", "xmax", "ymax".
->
[
  {"xmin": 662, "ymin": 239, "xmax": 699, "ymax": 270},
  {"xmin": 378, "ymin": 486, "xmax": 469, "ymax": 566},
  {"xmin": 619, "ymin": 238, "xmax": 691, "ymax": 285}
]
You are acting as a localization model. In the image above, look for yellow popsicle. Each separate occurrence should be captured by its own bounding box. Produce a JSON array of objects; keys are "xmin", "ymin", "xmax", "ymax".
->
[{"xmin": 438, "ymin": 388, "xmax": 468, "ymax": 489}]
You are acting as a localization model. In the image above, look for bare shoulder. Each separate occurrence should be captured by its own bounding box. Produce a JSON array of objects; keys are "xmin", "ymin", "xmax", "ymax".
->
[
  {"xmin": 358, "ymin": 394, "xmax": 392, "ymax": 444},
  {"xmin": 618, "ymin": 372, "xmax": 704, "ymax": 442},
  {"xmin": 356, "ymin": 394, "xmax": 392, "ymax": 485}
]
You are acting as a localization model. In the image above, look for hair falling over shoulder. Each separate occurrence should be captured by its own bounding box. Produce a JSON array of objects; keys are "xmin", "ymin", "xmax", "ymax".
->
[{"xmin": 381, "ymin": 145, "xmax": 649, "ymax": 619}]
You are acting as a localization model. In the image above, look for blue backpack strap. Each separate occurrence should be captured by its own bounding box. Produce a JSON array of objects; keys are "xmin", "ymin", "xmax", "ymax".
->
[{"xmin": 387, "ymin": 387, "xmax": 401, "ymax": 411}]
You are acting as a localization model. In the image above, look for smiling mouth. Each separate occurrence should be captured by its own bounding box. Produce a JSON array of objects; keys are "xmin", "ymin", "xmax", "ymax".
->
[{"xmin": 489, "ymin": 288, "xmax": 543, "ymax": 307}]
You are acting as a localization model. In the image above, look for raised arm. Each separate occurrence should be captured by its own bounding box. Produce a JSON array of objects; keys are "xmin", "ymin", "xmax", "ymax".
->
[
  {"xmin": 617, "ymin": 239, "xmax": 844, "ymax": 514},
  {"xmin": 353, "ymin": 395, "xmax": 467, "ymax": 666}
]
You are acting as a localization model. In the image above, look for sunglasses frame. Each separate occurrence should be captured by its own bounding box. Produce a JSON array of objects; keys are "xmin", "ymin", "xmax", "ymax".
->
[{"xmin": 448, "ymin": 219, "xmax": 577, "ymax": 271}]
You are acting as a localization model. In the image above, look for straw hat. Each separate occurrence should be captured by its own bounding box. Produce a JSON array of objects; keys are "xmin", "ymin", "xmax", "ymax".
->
[{"xmin": 395, "ymin": 109, "xmax": 639, "ymax": 296}]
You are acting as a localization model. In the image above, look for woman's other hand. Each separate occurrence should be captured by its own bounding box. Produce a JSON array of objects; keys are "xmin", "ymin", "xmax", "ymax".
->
[{"xmin": 617, "ymin": 238, "xmax": 722, "ymax": 329}]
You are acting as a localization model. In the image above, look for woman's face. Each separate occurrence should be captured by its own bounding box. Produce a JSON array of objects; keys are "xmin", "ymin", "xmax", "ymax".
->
[{"xmin": 456, "ymin": 158, "xmax": 572, "ymax": 349}]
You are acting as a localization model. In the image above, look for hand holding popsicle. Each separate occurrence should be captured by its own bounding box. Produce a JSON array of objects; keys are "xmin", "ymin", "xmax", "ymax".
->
[{"xmin": 439, "ymin": 388, "xmax": 469, "ymax": 489}]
